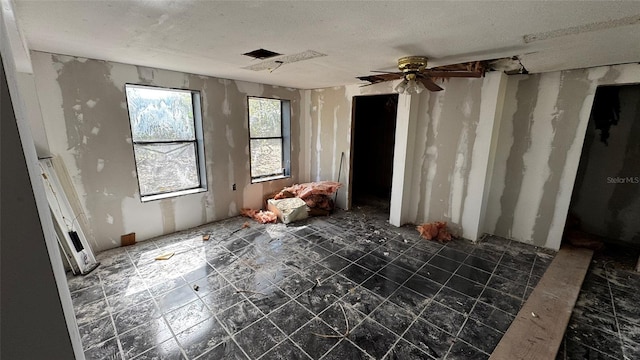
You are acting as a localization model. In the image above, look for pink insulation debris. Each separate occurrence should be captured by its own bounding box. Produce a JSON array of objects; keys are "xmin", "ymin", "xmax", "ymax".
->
[
  {"xmin": 240, "ymin": 208, "xmax": 277, "ymax": 224},
  {"xmin": 273, "ymin": 181, "xmax": 342, "ymax": 212},
  {"xmin": 416, "ymin": 221, "xmax": 452, "ymax": 243}
]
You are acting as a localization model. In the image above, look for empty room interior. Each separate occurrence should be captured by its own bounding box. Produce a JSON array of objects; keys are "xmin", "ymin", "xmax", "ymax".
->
[{"xmin": 3, "ymin": 1, "xmax": 640, "ymax": 359}]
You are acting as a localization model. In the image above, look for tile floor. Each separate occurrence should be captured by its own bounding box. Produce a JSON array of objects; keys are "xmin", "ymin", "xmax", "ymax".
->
[
  {"xmin": 68, "ymin": 207, "xmax": 555, "ymax": 360},
  {"xmin": 558, "ymin": 255, "xmax": 640, "ymax": 360}
]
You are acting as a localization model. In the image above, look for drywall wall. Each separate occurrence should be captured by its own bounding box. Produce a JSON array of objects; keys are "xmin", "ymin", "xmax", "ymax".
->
[
  {"xmin": 32, "ymin": 51, "xmax": 303, "ymax": 252},
  {"xmin": 570, "ymin": 85, "xmax": 640, "ymax": 243},
  {"xmin": 486, "ymin": 63, "xmax": 640, "ymax": 249},
  {"xmin": 307, "ymin": 74, "xmax": 505, "ymax": 240}
]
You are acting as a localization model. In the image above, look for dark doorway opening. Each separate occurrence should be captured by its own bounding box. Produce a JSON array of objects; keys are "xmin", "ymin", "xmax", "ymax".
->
[
  {"xmin": 565, "ymin": 84, "xmax": 640, "ymax": 267},
  {"xmin": 351, "ymin": 94, "xmax": 398, "ymax": 210}
]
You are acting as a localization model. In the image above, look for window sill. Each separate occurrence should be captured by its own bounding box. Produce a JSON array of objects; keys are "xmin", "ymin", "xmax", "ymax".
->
[
  {"xmin": 251, "ymin": 174, "xmax": 290, "ymax": 184},
  {"xmin": 140, "ymin": 187, "xmax": 207, "ymax": 202}
]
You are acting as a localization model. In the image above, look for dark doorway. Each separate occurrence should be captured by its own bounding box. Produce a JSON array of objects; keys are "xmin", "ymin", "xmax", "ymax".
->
[
  {"xmin": 351, "ymin": 94, "xmax": 398, "ymax": 209},
  {"xmin": 565, "ymin": 84, "xmax": 640, "ymax": 261}
]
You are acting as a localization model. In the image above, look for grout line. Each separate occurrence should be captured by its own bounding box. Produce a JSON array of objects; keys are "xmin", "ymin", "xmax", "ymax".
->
[{"xmin": 604, "ymin": 263, "xmax": 627, "ymax": 360}]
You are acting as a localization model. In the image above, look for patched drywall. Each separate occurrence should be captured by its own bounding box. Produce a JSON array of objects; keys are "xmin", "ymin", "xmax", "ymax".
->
[
  {"xmin": 571, "ymin": 85, "xmax": 640, "ymax": 243},
  {"xmin": 486, "ymin": 63, "xmax": 640, "ymax": 249},
  {"xmin": 307, "ymin": 76, "xmax": 504, "ymax": 240},
  {"xmin": 32, "ymin": 51, "xmax": 302, "ymax": 252}
]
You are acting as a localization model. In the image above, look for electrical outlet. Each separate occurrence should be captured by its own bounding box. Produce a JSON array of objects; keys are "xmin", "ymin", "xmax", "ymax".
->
[{"xmin": 232, "ymin": 183, "xmax": 236, "ymax": 191}]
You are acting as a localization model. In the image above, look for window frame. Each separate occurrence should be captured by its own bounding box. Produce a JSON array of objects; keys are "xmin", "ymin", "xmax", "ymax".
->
[
  {"xmin": 247, "ymin": 96, "xmax": 291, "ymax": 183},
  {"xmin": 125, "ymin": 84, "xmax": 207, "ymax": 202}
]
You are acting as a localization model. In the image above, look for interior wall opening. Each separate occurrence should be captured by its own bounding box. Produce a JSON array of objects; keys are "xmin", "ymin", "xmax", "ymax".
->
[
  {"xmin": 350, "ymin": 94, "xmax": 398, "ymax": 211},
  {"xmin": 565, "ymin": 84, "xmax": 640, "ymax": 263}
]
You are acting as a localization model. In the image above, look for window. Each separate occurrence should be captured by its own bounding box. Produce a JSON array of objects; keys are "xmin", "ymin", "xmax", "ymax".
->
[
  {"xmin": 248, "ymin": 97, "xmax": 291, "ymax": 182},
  {"xmin": 125, "ymin": 84, "xmax": 206, "ymax": 201}
]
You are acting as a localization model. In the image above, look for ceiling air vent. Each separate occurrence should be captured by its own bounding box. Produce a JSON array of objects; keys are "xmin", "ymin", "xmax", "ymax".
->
[{"xmin": 242, "ymin": 48, "xmax": 281, "ymax": 60}]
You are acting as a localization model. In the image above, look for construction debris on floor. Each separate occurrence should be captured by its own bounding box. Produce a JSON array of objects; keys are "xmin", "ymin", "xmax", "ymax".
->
[
  {"xmin": 417, "ymin": 221, "xmax": 452, "ymax": 242},
  {"xmin": 68, "ymin": 206, "xmax": 560, "ymax": 360},
  {"xmin": 239, "ymin": 208, "xmax": 277, "ymax": 224}
]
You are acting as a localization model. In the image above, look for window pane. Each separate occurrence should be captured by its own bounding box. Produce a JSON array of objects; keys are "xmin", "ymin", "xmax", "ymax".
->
[
  {"xmin": 126, "ymin": 86, "xmax": 196, "ymax": 142},
  {"xmin": 250, "ymin": 138, "xmax": 283, "ymax": 178},
  {"xmin": 134, "ymin": 143, "xmax": 199, "ymax": 196},
  {"xmin": 248, "ymin": 98, "xmax": 282, "ymax": 138}
]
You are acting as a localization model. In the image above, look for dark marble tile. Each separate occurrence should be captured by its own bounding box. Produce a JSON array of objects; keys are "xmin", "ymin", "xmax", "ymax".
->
[
  {"xmin": 335, "ymin": 247, "xmax": 367, "ymax": 262},
  {"xmin": 305, "ymin": 245, "xmax": 333, "ymax": 262},
  {"xmin": 362, "ymin": 274, "xmax": 401, "ymax": 298},
  {"xmin": 75, "ymin": 298, "xmax": 110, "ymax": 326},
  {"xmin": 68, "ymin": 271, "xmax": 101, "ymax": 293},
  {"xmin": 261, "ymin": 339, "xmax": 311, "ymax": 360},
  {"xmin": 378, "ymin": 264, "xmax": 413, "ymax": 285},
  {"xmin": 478, "ymin": 288, "xmax": 522, "ymax": 316},
  {"xmin": 268, "ymin": 299, "xmax": 314, "ymax": 335},
  {"xmin": 166, "ymin": 298, "xmax": 214, "ymax": 335},
  {"xmin": 499, "ymin": 254, "xmax": 533, "ymax": 272},
  {"xmin": 296, "ymin": 289, "xmax": 340, "ymax": 316},
  {"xmin": 416, "ymin": 263, "xmax": 453, "ymax": 285},
  {"xmin": 175, "ymin": 316, "xmax": 229, "ymax": 359},
  {"xmin": 463, "ymin": 256, "xmax": 497, "ymax": 273},
  {"xmin": 391, "ymin": 254, "xmax": 425, "ymax": 273},
  {"xmin": 368, "ymin": 247, "xmax": 401, "ymax": 262},
  {"xmin": 107, "ymin": 289, "xmax": 152, "ymax": 314},
  {"xmin": 318, "ymin": 254, "xmax": 351, "ymax": 273},
  {"xmin": 290, "ymin": 318, "xmax": 341, "ymax": 359},
  {"xmin": 370, "ymin": 298, "xmax": 417, "ymax": 336},
  {"xmin": 470, "ymin": 248, "xmax": 503, "ymax": 263},
  {"xmin": 156, "ymin": 284, "xmax": 198, "ymax": 314},
  {"xmin": 181, "ymin": 264, "xmax": 218, "ymax": 283},
  {"xmin": 113, "ymin": 299, "xmax": 161, "ymax": 334},
  {"xmin": 356, "ymin": 253, "xmax": 390, "ymax": 272},
  {"xmin": 79, "ymin": 316, "xmax": 116, "ymax": 350},
  {"xmin": 383, "ymin": 338, "xmax": 432, "ymax": 360},
  {"xmin": 235, "ymin": 317, "xmax": 285, "ymax": 358},
  {"xmin": 445, "ymin": 275, "xmax": 484, "ymax": 299},
  {"xmin": 566, "ymin": 321, "xmax": 623, "ymax": 358},
  {"xmin": 403, "ymin": 318, "xmax": 455, "ymax": 359},
  {"xmin": 455, "ymin": 264, "xmax": 491, "ymax": 285},
  {"xmin": 469, "ymin": 301, "xmax": 514, "ymax": 333},
  {"xmin": 623, "ymin": 340, "xmax": 640, "ymax": 360},
  {"xmin": 438, "ymin": 247, "xmax": 468, "ymax": 262},
  {"xmin": 189, "ymin": 272, "xmax": 229, "ymax": 297},
  {"xmin": 321, "ymin": 339, "xmax": 373, "ymax": 360},
  {"xmin": 222, "ymin": 237, "xmax": 251, "ymax": 253},
  {"xmin": 487, "ymin": 274, "xmax": 526, "ymax": 298},
  {"xmin": 84, "ymin": 337, "xmax": 122, "ymax": 360},
  {"xmin": 200, "ymin": 284, "xmax": 245, "ymax": 314},
  {"xmin": 302, "ymin": 263, "xmax": 336, "ymax": 283},
  {"xmin": 618, "ymin": 318, "xmax": 640, "ymax": 344},
  {"xmin": 244, "ymin": 284, "xmax": 291, "ymax": 315},
  {"xmin": 196, "ymin": 338, "xmax": 248, "ymax": 360},
  {"xmin": 403, "ymin": 246, "xmax": 435, "ymax": 262},
  {"xmin": 278, "ymin": 272, "xmax": 316, "ymax": 298},
  {"xmin": 216, "ymin": 299, "xmax": 263, "ymax": 334},
  {"xmin": 447, "ymin": 340, "xmax": 489, "ymax": 359},
  {"xmin": 428, "ymin": 255, "xmax": 461, "ymax": 272},
  {"xmin": 72, "ymin": 284, "xmax": 105, "ymax": 309},
  {"xmin": 341, "ymin": 286, "xmax": 384, "ymax": 315},
  {"xmin": 564, "ymin": 338, "xmax": 617, "ymax": 360},
  {"xmin": 339, "ymin": 264, "xmax": 374, "ymax": 285},
  {"xmin": 403, "ymin": 274, "xmax": 441, "ymax": 299},
  {"xmin": 421, "ymin": 301, "xmax": 466, "ymax": 335},
  {"xmin": 348, "ymin": 317, "xmax": 398, "ymax": 359},
  {"xmin": 433, "ymin": 287, "xmax": 476, "ymax": 315},
  {"xmin": 575, "ymin": 284, "xmax": 614, "ymax": 315},
  {"xmin": 492, "ymin": 264, "xmax": 529, "ymax": 284},
  {"xmin": 119, "ymin": 319, "xmax": 173, "ymax": 359},
  {"xmin": 612, "ymin": 292, "xmax": 640, "ymax": 320},
  {"xmin": 458, "ymin": 318, "xmax": 503, "ymax": 354},
  {"xmin": 102, "ymin": 276, "xmax": 148, "ymax": 297},
  {"xmin": 131, "ymin": 337, "xmax": 185, "ymax": 359},
  {"xmin": 571, "ymin": 307, "xmax": 618, "ymax": 334},
  {"xmin": 319, "ymin": 300, "xmax": 366, "ymax": 334}
]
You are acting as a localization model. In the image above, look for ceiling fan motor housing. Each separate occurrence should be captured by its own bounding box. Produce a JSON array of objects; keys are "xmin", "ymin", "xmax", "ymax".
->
[{"xmin": 398, "ymin": 56, "xmax": 429, "ymax": 73}]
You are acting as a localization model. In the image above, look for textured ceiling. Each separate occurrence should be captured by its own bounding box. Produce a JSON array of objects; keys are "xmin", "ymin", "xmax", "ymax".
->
[{"xmin": 14, "ymin": 1, "xmax": 640, "ymax": 89}]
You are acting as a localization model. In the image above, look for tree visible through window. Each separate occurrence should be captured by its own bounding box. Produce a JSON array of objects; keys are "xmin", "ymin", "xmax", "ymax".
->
[
  {"xmin": 248, "ymin": 97, "xmax": 291, "ymax": 181},
  {"xmin": 125, "ymin": 85, "xmax": 206, "ymax": 200}
]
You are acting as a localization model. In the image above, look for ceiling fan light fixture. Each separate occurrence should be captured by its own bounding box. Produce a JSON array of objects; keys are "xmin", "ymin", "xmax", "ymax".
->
[{"xmin": 394, "ymin": 79, "xmax": 409, "ymax": 94}]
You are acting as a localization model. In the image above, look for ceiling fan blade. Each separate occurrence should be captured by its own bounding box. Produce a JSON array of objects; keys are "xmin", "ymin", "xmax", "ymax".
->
[
  {"xmin": 357, "ymin": 73, "xmax": 404, "ymax": 84},
  {"xmin": 417, "ymin": 76, "xmax": 443, "ymax": 92},
  {"xmin": 370, "ymin": 70, "xmax": 404, "ymax": 75},
  {"xmin": 425, "ymin": 70, "xmax": 484, "ymax": 78}
]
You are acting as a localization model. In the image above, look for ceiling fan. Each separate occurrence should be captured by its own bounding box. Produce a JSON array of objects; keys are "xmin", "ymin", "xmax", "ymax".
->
[{"xmin": 357, "ymin": 56, "xmax": 489, "ymax": 93}]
